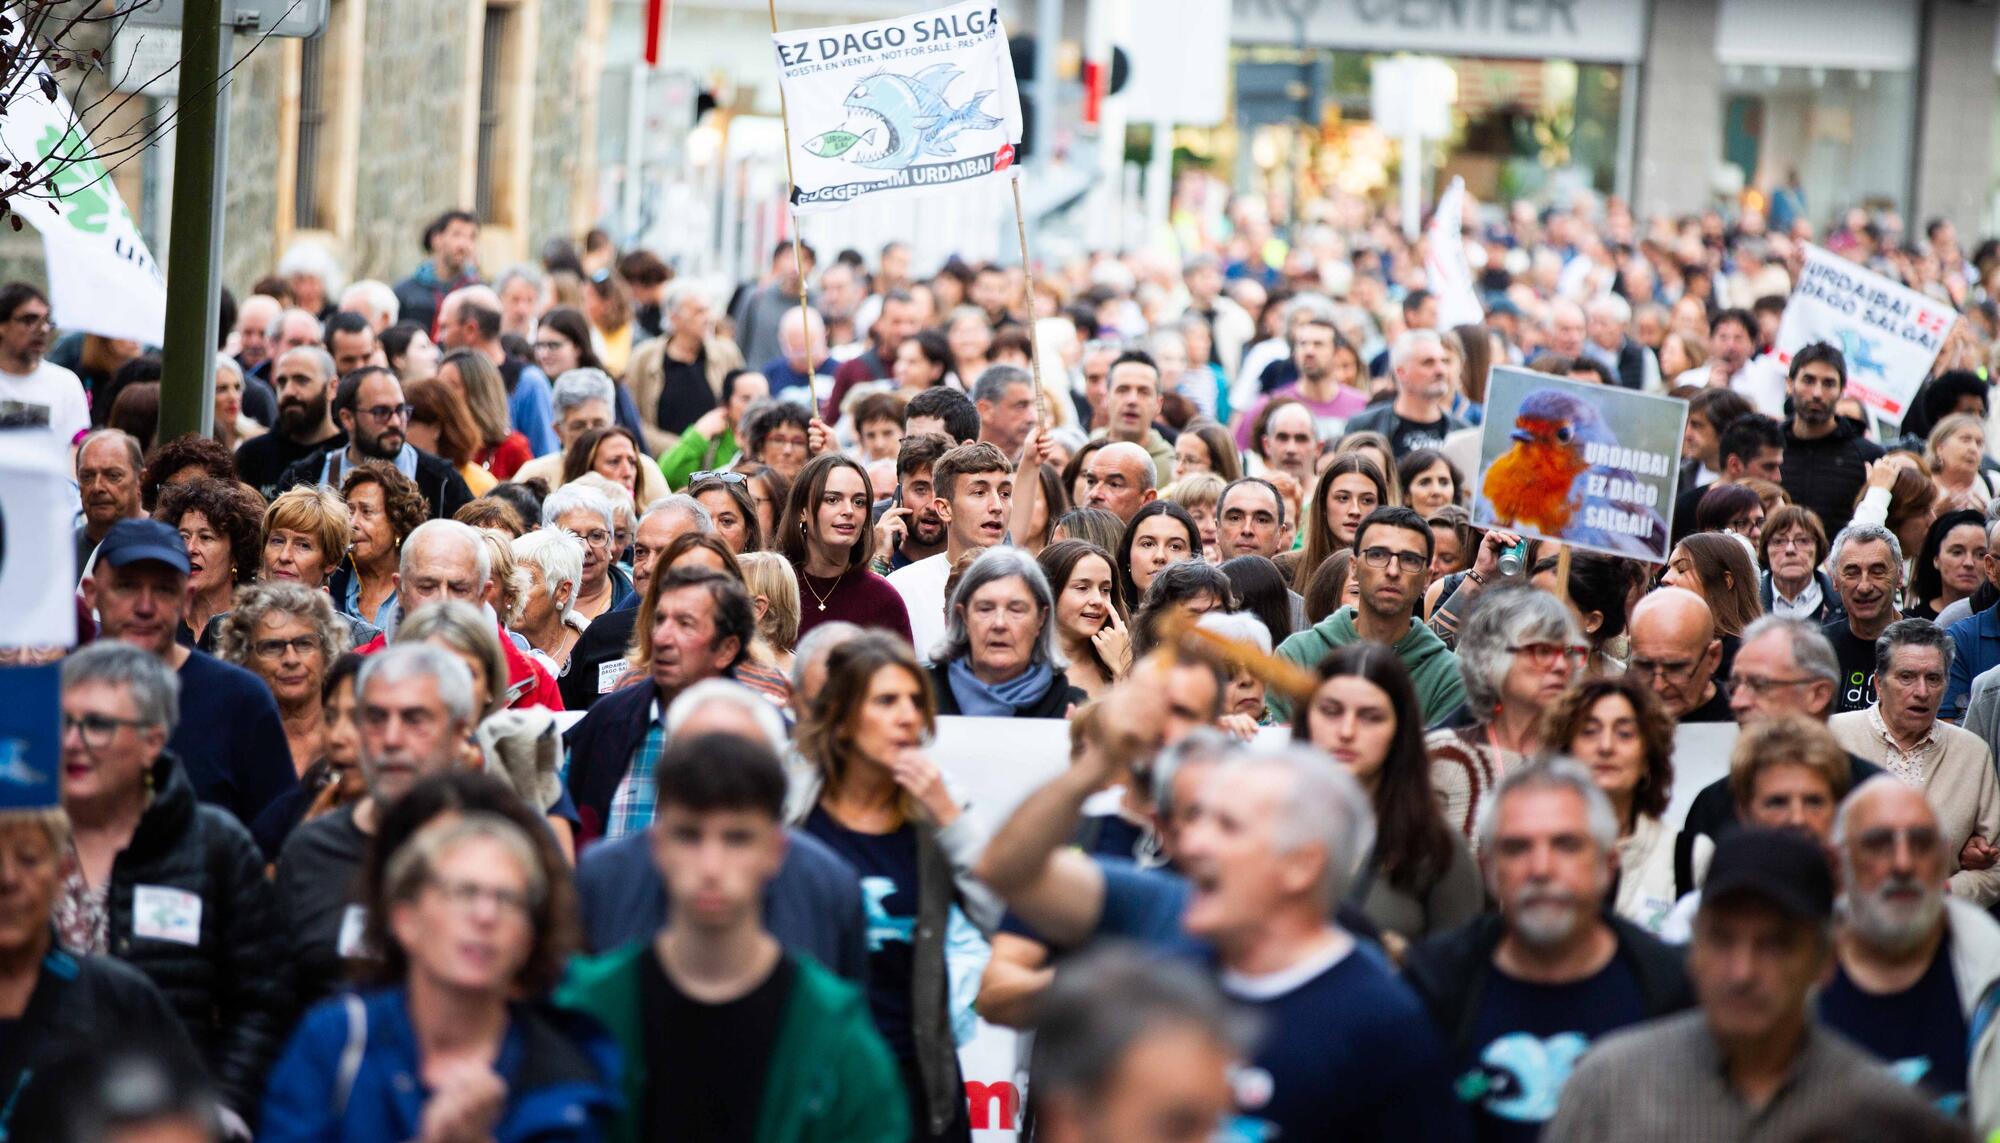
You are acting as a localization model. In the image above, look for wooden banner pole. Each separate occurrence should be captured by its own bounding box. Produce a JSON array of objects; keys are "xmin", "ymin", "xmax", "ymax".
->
[
  {"xmin": 767, "ymin": 0, "xmax": 820, "ymax": 417},
  {"xmin": 1010, "ymin": 172, "xmax": 1050, "ymax": 429}
]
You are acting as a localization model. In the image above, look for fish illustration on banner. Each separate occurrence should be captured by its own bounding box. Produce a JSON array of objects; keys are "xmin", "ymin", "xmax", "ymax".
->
[
  {"xmin": 1772, "ymin": 242, "xmax": 1956, "ymax": 422},
  {"xmin": 774, "ymin": 0, "xmax": 1023, "ymax": 213},
  {"xmin": 1473, "ymin": 367, "xmax": 1685, "ymax": 563}
]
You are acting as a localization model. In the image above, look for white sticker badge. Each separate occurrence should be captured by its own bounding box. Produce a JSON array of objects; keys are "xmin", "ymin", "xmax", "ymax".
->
[
  {"xmin": 336, "ymin": 903, "xmax": 371, "ymax": 958},
  {"xmin": 132, "ymin": 884, "xmax": 203, "ymax": 946}
]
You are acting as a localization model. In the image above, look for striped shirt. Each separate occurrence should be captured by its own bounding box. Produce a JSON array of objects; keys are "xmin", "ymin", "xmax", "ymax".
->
[{"xmin": 1545, "ymin": 1011, "xmax": 1946, "ymax": 1141}]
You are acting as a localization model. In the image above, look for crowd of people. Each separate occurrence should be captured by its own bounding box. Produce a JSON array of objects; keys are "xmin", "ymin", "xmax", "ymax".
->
[{"xmin": 7, "ymin": 191, "xmax": 2000, "ymax": 1141}]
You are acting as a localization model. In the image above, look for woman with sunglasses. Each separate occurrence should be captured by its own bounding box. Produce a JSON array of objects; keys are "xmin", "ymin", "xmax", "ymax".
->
[
  {"xmin": 687, "ymin": 469, "xmax": 764, "ymax": 553},
  {"xmin": 1427, "ymin": 584, "xmax": 1585, "ymax": 849}
]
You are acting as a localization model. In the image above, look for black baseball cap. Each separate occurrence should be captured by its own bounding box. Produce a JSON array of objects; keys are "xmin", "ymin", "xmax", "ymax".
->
[
  {"xmin": 1701, "ymin": 827, "xmax": 1834, "ymax": 923},
  {"xmin": 94, "ymin": 518, "xmax": 191, "ymax": 575}
]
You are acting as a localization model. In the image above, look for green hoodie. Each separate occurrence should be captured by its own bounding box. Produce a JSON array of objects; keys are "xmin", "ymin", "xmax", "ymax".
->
[
  {"xmin": 555, "ymin": 942, "xmax": 909, "ymax": 1143},
  {"xmin": 1268, "ymin": 607, "xmax": 1467, "ymax": 723}
]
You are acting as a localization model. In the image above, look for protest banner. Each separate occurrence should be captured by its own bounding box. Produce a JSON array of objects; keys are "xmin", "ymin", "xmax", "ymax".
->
[
  {"xmin": 1773, "ymin": 242, "xmax": 1955, "ymax": 423},
  {"xmin": 771, "ymin": 0, "xmax": 1023, "ymax": 214},
  {"xmin": 1425, "ymin": 176, "xmax": 1483, "ymax": 328},
  {"xmin": 0, "ymin": 663, "xmax": 59, "ymax": 810},
  {"xmin": 0, "ymin": 52, "xmax": 166, "ymax": 345},
  {"xmin": 1471, "ymin": 366, "xmax": 1685, "ymax": 563},
  {"xmin": 0, "ymin": 438, "xmax": 78, "ymax": 650}
]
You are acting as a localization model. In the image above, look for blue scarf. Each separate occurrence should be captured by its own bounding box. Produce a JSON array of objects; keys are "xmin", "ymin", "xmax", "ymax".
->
[{"xmin": 947, "ymin": 658, "xmax": 1053, "ymax": 717}]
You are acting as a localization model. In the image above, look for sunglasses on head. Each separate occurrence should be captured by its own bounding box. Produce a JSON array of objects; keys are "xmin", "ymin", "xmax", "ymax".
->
[{"xmin": 690, "ymin": 470, "xmax": 748, "ymax": 487}]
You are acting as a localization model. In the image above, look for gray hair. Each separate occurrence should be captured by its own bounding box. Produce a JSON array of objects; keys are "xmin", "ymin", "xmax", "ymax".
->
[
  {"xmin": 400, "ymin": 519, "xmax": 492, "ymax": 588},
  {"xmin": 792, "ymin": 621, "xmax": 863, "ymax": 693},
  {"xmin": 277, "ymin": 238, "xmax": 346, "ymax": 294},
  {"xmin": 551, "ymin": 367, "xmax": 617, "ymax": 415},
  {"xmin": 494, "ymin": 263, "xmax": 545, "ymax": 295},
  {"xmin": 277, "ymin": 343, "xmax": 338, "ymax": 382},
  {"xmin": 1150, "ymin": 726, "xmax": 1235, "ymax": 822},
  {"xmin": 1475, "ymin": 756, "xmax": 1620, "ymax": 856},
  {"xmin": 971, "ymin": 362, "xmax": 1033, "ymax": 406},
  {"xmin": 661, "ymin": 279, "xmax": 710, "ymax": 315},
  {"xmin": 269, "ymin": 306, "xmax": 324, "ymax": 342},
  {"xmin": 1198, "ymin": 610, "xmax": 1272, "ymax": 656},
  {"xmin": 338, "ymin": 279, "xmax": 400, "ymax": 327},
  {"xmin": 935, "ymin": 545, "xmax": 1065, "ymax": 668},
  {"xmin": 665, "ymin": 678, "xmax": 788, "ymax": 751},
  {"xmin": 1456, "ymin": 584, "xmax": 1581, "ymax": 711},
  {"xmin": 1829, "ymin": 523, "xmax": 1904, "ymax": 576},
  {"xmin": 1098, "ymin": 441, "xmax": 1158, "ymax": 494},
  {"xmin": 541, "ymin": 483, "xmax": 616, "ymax": 537},
  {"xmin": 356, "ymin": 641, "xmax": 477, "ymax": 726},
  {"xmin": 1585, "ymin": 293, "xmax": 1631, "ymax": 325},
  {"xmin": 1739, "ymin": 613, "xmax": 1840, "ymax": 686},
  {"xmin": 62, "ymin": 641, "xmax": 181, "ymax": 736},
  {"xmin": 214, "ymin": 581, "xmax": 354, "ymax": 667},
  {"xmin": 1389, "ymin": 327, "xmax": 1445, "ymax": 372},
  {"xmin": 76, "ymin": 427, "xmax": 143, "ymax": 474},
  {"xmin": 1027, "ymin": 948, "xmax": 1250, "ymax": 1113},
  {"xmin": 1873, "ymin": 617, "xmax": 1954, "ymax": 681},
  {"xmin": 1229, "ymin": 743, "xmax": 1377, "ymax": 909},
  {"xmin": 510, "ymin": 528, "xmax": 585, "ymax": 621},
  {"xmin": 643, "ymin": 494, "xmax": 713, "ymax": 534}
]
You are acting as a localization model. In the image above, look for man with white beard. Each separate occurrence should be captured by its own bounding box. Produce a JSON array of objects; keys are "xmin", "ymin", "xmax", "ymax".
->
[
  {"xmin": 1403, "ymin": 760, "xmax": 1693, "ymax": 1139},
  {"xmin": 1821, "ymin": 777, "xmax": 2000, "ymax": 1134}
]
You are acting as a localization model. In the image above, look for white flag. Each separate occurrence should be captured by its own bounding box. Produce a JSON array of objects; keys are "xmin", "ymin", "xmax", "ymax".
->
[
  {"xmin": 1774, "ymin": 243, "xmax": 1955, "ymax": 423},
  {"xmin": 0, "ymin": 64, "xmax": 165, "ymax": 344},
  {"xmin": 1425, "ymin": 177, "xmax": 1483, "ymax": 328},
  {"xmin": 773, "ymin": 0, "xmax": 1023, "ymax": 215}
]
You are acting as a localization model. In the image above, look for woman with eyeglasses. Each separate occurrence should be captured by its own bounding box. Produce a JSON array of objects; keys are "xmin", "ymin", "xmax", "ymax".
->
[
  {"xmin": 543, "ymin": 482, "xmax": 634, "ymax": 624},
  {"xmin": 1427, "ymin": 584, "xmax": 1585, "ymax": 849},
  {"xmin": 1544, "ymin": 675, "xmax": 1679, "ymax": 933},
  {"xmin": 215, "ymin": 582, "xmax": 354, "ymax": 783},
  {"xmin": 1757, "ymin": 505, "xmax": 1842, "ymax": 624}
]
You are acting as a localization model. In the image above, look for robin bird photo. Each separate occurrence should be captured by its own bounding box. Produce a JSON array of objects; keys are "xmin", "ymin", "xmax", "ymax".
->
[{"xmin": 1479, "ymin": 388, "xmax": 1669, "ymax": 559}]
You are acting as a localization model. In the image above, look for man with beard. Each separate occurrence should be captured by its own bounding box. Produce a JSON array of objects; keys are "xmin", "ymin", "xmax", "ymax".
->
[
  {"xmin": 275, "ymin": 365, "xmax": 472, "ymax": 520},
  {"xmin": 1780, "ymin": 342, "xmax": 1881, "ymax": 538},
  {"xmin": 72, "ymin": 429, "xmax": 145, "ymax": 571},
  {"xmin": 1823, "ymin": 525, "xmax": 1905, "ymax": 714},
  {"xmin": 1822, "ymin": 777, "xmax": 2000, "ymax": 1133},
  {"xmin": 234, "ymin": 345, "xmax": 344, "ymax": 497},
  {"xmin": 1236, "ymin": 318, "xmax": 1366, "ymax": 446},
  {"xmin": 1342, "ymin": 329, "xmax": 1469, "ymax": 459},
  {"xmin": 872, "ymin": 433, "xmax": 952, "ymax": 571},
  {"xmin": 1404, "ymin": 760, "xmax": 1692, "ymax": 1142}
]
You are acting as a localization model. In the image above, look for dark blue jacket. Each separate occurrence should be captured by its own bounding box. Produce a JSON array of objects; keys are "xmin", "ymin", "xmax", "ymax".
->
[
  {"xmin": 562, "ymin": 680, "xmax": 656, "ymax": 844},
  {"xmin": 1945, "ymin": 602, "xmax": 2000, "ymax": 721},
  {"xmin": 574, "ymin": 830, "xmax": 869, "ymax": 984},
  {"xmin": 259, "ymin": 987, "xmax": 618, "ymax": 1143}
]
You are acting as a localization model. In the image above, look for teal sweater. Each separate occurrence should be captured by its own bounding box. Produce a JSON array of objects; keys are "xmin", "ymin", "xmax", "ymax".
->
[
  {"xmin": 555, "ymin": 941, "xmax": 908, "ymax": 1143},
  {"xmin": 1269, "ymin": 607, "xmax": 1467, "ymax": 724}
]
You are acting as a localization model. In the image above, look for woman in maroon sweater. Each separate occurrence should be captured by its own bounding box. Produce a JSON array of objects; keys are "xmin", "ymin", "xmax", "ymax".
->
[{"xmin": 783, "ymin": 452, "xmax": 915, "ymax": 646}]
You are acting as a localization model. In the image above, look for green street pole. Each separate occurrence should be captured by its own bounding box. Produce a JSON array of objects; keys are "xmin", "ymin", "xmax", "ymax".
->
[{"xmin": 158, "ymin": 0, "xmax": 229, "ymax": 442}]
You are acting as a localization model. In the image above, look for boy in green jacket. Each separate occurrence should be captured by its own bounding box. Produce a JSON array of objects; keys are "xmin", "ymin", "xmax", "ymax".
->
[{"xmin": 556, "ymin": 732, "xmax": 907, "ymax": 1143}]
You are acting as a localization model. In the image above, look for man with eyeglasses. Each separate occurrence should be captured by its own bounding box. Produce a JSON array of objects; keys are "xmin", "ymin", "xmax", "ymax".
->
[
  {"xmin": 1822, "ymin": 524, "xmax": 1907, "ymax": 715},
  {"xmin": 559, "ymin": 497, "xmax": 714, "ymax": 711},
  {"xmin": 276, "ymin": 643, "xmax": 479, "ymax": 1004},
  {"xmin": 1271, "ymin": 506, "xmax": 1465, "ymax": 723},
  {"xmin": 1829, "ymin": 619, "xmax": 2000, "ymax": 908},
  {"xmin": 0, "ymin": 281, "xmax": 87, "ymax": 454},
  {"xmin": 275, "ymin": 365, "xmax": 472, "ymax": 521},
  {"xmin": 1626, "ymin": 587, "xmax": 1732, "ymax": 723},
  {"xmin": 82, "ymin": 518, "xmax": 297, "ymax": 830},
  {"xmin": 1819, "ymin": 776, "xmax": 2000, "ymax": 1133}
]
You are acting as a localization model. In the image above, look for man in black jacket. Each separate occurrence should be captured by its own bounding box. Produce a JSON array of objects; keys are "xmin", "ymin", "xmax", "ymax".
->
[
  {"xmin": 273, "ymin": 365, "xmax": 472, "ymax": 520},
  {"xmin": 233, "ymin": 345, "xmax": 346, "ymax": 499},
  {"xmin": 1779, "ymin": 341, "xmax": 1882, "ymax": 540},
  {"xmin": 1404, "ymin": 759, "xmax": 1692, "ymax": 1141}
]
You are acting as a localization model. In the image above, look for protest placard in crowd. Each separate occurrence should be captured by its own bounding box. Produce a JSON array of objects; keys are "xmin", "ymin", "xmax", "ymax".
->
[
  {"xmin": 0, "ymin": 439, "xmax": 76, "ymax": 651},
  {"xmin": 772, "ymin": 0, "xmax": 1024, "ymax": 214},
  {"xmin": 1472, "ymin": 366, "xmax": 1685, "ymax": 563},
  {"xmin": 1773, "ymin": 242, "xmax": 1956, "ymax": 422},
  {"xmin": 1426, "ymin": 176, "xmax": 1483, "ymax": 328}
]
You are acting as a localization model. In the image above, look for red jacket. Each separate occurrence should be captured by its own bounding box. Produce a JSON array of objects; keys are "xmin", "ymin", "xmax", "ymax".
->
[{"xmin": 355, "ymin": 619, "xmax": 564, "ymax": 712}]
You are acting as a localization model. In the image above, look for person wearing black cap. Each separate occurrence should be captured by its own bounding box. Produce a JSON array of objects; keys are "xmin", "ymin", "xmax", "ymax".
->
[
  {"xmin": 80, "ymin": 517, "xmax": 297, "ymax": 829},
  {"xmin": 1547, "ymin": 828, "xmax": 1949, "ymax": 1140}
]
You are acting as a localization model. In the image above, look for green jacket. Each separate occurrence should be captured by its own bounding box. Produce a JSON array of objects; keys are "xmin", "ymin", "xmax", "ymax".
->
[
  {"xmin": 555, "ymin": 941, "xmax": 909, "ymax": 1143},
  {"xmin": 1269, "ymin": 607, "xmax": 1467, "ymax": 723},
  {"xmin": 658, "ymin": 426, "xmax": 742, "ymax": 490}
]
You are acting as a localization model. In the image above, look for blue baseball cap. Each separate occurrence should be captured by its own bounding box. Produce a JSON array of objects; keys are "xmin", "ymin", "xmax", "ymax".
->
[{"xmin": 95, "ymin": 518, "xmax": 191, "ymax": 575}]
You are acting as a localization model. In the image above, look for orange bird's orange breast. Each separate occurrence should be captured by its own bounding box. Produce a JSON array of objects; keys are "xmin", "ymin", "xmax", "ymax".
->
[{"xmin": 1483, "ymin": 443, "xmax": 1588, "ymax": 533}]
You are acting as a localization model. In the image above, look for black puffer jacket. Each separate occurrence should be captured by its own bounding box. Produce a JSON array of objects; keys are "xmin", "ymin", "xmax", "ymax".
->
[{"xmin": 105, "ymin": 750, "xmax": 295, "ymax": 1119}]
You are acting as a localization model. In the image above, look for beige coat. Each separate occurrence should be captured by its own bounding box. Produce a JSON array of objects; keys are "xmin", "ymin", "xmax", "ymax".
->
[
  {"xmin": 625, "ymin": 334, "xmax": 746, "ymax": 455},
  {"xmin": 1829, "ymin": 709, "xmax": 2000, "ymax": 906}
]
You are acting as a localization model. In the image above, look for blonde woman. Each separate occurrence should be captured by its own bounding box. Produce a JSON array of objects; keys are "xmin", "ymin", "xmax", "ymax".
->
[
  {"xmin": 740, "ymin": 550, "xmax": 802, "ymax": 675},
  {"xmin": 1926, "ymin": 412, "xmax": 2000, "ymax": 510},
  {"xmin": 1162, "ymin": 471, "xmax": 1226, "ymax": 563}
]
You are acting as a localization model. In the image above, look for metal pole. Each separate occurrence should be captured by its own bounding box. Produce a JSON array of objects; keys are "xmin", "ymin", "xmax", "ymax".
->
[
  {"xmin": 159, "ymin": 0, "xmax": 229, "ymax": 442},
  {"xmin": 1033, "ymin": 0, "xmax": 1060, "ymax": 163},
  {"xmin": 1402, "ymin": 126, "xmax": 1422, "ymax": 242}
]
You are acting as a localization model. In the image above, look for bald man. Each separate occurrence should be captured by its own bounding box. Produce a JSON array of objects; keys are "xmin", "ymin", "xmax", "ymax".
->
[
  {"xmin": 1082, "ymin": 441, "xmax": 1158, "ymax": 524},
  {"xmin": 438, "ymin": 283, "xmax": 559, "ymax": 456},
  {"xmin": 760, "ymin": 305, "xmax": 830, "ymax": 402},
  {"xmin": 1628, "ymin": 587, "xmax": 1730, "ymax": 722}
]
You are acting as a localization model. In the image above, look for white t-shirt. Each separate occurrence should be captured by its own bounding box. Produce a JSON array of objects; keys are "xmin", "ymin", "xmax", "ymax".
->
[
  {"xmin": 0, "ymin": 359, "xmax": 89, "ymax": 448},
  {"xmin": 887, "ymin": 551, "xmax": 953, "ymax": 664}
]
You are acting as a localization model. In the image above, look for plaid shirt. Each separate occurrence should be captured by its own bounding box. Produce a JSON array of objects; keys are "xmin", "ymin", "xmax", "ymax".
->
[{"xmin": 606, "ymin": 705, "xmax": 667, "ymax": 840}]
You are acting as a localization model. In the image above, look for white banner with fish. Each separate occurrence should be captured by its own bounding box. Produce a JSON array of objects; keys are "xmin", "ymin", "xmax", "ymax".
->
[
  {"xmin": 1471, "ymin": 366, "xmax": 1686, "ymax": 563},
  {"xmin": 1772, "ymin": 243, "xmax": 1956, "ymax": 423},
  {"xmin": 772, "ymin": 0, "xmax": 1024, "ymax": 214}
]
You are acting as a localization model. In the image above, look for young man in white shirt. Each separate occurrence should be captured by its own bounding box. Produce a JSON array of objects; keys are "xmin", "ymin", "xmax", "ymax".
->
[
  {"xmin": 0, "ymin": 283, "xmax": 87, "ymax": 453},
  {"xmin": 887, "ymin": 442, "xmax": 1013, "ymax": 662}
]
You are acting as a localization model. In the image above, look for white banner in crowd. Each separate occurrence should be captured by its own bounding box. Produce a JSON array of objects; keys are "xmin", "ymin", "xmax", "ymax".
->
[
  {"xmin": 1425, "ymin": 176, "xmax": 1484, "ymax": 328},
  {"xmin": 1773, "ymin": 242, "xmax": 1955, "ymax": 423},
  {"xmin": 772, "ymin": 0, "xmax": 1024, "ymax": 215},
  {"xmin": 0, "ymin": 56, "xmax": 165, "ymax": 345},
  {"xmin": 0, "ymin": 437, "xmax": 77, "ymax": 649}
]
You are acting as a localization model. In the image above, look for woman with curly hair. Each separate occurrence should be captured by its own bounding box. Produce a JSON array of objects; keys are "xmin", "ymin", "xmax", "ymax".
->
[
  {"xmin": 155, "ymin": 476, "xmax": 265, "ymax": 646},
  {"xmin": 215, "ymin": 581, "xmax": 354, "ymax": 780},
  {"xmin": 1542, "ymin": 675, "xmax": 1678, "ymax": 933},
  {"xmin": 140, "ymin": 433, "xmax": 235, "ymax": 511},
  {"xmin": 329, "ymin": 461, "xmax": 430, "ymax": 627}
]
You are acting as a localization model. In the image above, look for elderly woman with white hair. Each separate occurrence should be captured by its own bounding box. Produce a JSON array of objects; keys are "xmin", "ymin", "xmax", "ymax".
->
[
  {"xmin": 511, "ymin": 526, "xmax": 588, "ymax": 674},
  {"xmin": 928, "ymin": 546, "xmax": 1085, "ymax": 718},
  {"xmin": 541, "ymin": 481, "xmax": 631, "ymax": 622},
  {"xmin": 1427, "ymin": 583, "xmax": 1586, "ymax": 847}
]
